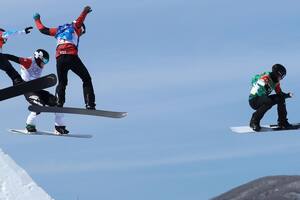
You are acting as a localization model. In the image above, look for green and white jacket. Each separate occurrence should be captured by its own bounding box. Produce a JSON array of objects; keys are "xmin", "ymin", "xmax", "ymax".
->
[{"xmin": 249, "ymin": 72, "xmax": 282, "ymax": 100}]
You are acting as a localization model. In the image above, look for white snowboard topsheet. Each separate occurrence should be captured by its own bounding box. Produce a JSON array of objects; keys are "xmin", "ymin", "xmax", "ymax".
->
[
  {"xmin": 8, "ymin": 129, "xmax": 92, "ymax": 138},
  {"xmin": 230, "ymin": 124, "xmax": 300, "ymax": 133}
]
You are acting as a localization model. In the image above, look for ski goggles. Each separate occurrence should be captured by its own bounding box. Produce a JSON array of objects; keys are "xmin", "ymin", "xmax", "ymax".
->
[{"xmin": 41, "ymin": 57, "xmax": 49, "ymax": 64}]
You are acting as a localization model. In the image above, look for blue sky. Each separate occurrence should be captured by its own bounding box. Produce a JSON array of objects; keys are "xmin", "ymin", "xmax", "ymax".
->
[{"xmin": 2, "ymin": 0, "xmax": 300, "ymax": 199}]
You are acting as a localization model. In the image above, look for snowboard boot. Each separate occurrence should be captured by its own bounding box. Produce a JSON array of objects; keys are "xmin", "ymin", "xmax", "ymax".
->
[
  {"xmin": 56, "ymin": 102, "xmax": 64, "ymax": 107},
  {"xmin": 86, "ymin": 103, "xmax": 96, "ymax": 110},
  {"xmin": 26, "ymin": 124, "xmax": 37, "ymax": 133},
  {"xmin": 277, "ymin": 119, "xmax": 293, "ymax": 130},
  {"xmin": 54, "ymin": 126, "xmax": 69, "ymax": 135},
  {"xmin": 249, "ymin": 114, "xmax": 261, "ymax": 132},
  {"xmin": 83, "ymin": 87, "xmax": 96, "ymax": 110}
]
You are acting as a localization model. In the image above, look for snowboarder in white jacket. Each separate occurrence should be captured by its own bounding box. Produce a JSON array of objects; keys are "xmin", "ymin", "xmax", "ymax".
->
[{"xmin": 3, "ymin": 49, "xmax": 69, "ymax": 134}]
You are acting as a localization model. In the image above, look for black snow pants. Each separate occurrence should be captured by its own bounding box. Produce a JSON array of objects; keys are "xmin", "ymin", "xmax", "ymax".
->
[
  {"xmin": 0, "ymin": 53, "xmax": 23, "ymax": 85},
  {"xmin": 249, "ymin": 94, "xmax": 288, "ymax": 124},
  {"xmin": 25, "ymin": 90, "xmax": 57, "ymax": 114},
  {"xmin": 55, "ymin": 54, "xmax": 95, "ymax": 107}
]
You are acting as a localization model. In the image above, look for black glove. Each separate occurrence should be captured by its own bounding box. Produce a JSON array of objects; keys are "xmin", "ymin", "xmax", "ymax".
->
[
  {"xmin": 24, "ymin": 26, "xmax": 33, "ymax": 34},
  {"xmin": 84, "ymin": 6, "xmax": 92, "ymax": 14},
  {"xmin": 281, "ymin": 92, "xmax": 292, "ymax": 99},
  {"xmin": 264, "ymin": 85, "xmax": 271, "ymax": 94}
]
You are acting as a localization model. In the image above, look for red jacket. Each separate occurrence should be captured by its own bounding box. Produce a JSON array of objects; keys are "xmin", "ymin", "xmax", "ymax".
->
[
  {"xmin": 0, "ymin": 31, "xmax": 6, "ymax": 49},
  {"xmin": 34, "ymin": 10, "xmax": 88, "ymax": 58}
]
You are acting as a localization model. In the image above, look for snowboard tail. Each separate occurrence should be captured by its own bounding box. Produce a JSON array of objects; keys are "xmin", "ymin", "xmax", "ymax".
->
[
  {"xmin": 28, "ymin": 105, "xmax": 128, "ymax": 118},
  {"xmin": 0, "ymin": 74, "xmax": 57, "ymax": 101}
]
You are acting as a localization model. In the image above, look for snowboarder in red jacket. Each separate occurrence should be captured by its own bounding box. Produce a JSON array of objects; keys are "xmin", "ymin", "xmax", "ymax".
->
[
  {"xmin": 33, "ymin": 6, "xmax": 96, "ymax": 109},
  {"xmin": 0, "ymin": 27, "xmax": 33, "ymax": 85}
]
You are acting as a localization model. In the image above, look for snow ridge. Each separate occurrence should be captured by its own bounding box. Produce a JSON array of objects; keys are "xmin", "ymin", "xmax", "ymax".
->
[{"xmin": 0, "ymin": 149, "xmax": 54, "ymax": 200}]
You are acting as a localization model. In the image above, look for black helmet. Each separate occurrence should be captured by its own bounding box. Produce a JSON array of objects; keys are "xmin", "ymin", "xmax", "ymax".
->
[
  {"xmin": 0, "ymin": 28, "xmax": 5, "ymax": 32},
  {"xmin": 34, "ymin": 49, "xmax": 49, "ymax": 66},
  {"xmin": 272, "ymin": 64, "xmax": 286, "ymax": 79}
]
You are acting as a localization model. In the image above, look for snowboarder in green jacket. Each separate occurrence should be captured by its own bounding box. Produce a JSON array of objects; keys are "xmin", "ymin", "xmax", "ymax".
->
[{"xmin": 249, "ymin": 64, "xmax": 293, "ymax": 131}]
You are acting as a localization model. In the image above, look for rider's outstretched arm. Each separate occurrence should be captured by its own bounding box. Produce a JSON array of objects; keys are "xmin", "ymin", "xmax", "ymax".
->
[{"xmin": 33, "ymin": 13, "xmax": 57, "ymax": 36}]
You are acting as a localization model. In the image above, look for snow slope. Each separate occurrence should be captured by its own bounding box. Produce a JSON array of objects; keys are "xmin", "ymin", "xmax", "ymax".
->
[{"xmin": 0, "ymin": 148, "xmax": 53, "ymax": 200}]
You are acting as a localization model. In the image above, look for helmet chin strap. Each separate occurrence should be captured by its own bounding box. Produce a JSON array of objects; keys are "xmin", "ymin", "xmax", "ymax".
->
[{"xmin": 34, "ymin": 58, "xmax": 43, "ymax": 68}]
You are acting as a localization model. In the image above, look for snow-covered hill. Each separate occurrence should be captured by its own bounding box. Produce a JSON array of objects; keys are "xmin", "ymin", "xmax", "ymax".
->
[
  {"xmin": 212, "ymin": 175, "xmax": 300, "ymax": 200},
  {"xmin": 0, "ymin": 149, "xmax": 53, "ymax": 200}
]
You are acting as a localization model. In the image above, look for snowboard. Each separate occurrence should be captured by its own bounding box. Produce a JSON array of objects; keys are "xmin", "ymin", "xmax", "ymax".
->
[
  {"xmin": 28, "ymin": 105, "xmax": 128, "ymax": 118},
  {"xmin": 8, "ymin": 129, "xmax": 92, "ymax": 139},
  {"xmin": 0, "ymin": 74, "xmax": 57, "ymax": 101},
  {"xmin": 230, "ymin": 123, "xmax": 300, "ymax": 133}
]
